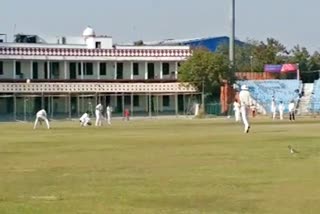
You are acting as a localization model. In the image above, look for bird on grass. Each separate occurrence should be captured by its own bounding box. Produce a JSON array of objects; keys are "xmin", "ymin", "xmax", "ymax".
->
[{"xmin": 288, "ymin": 145, "xmax": 299, "ymax": 154}]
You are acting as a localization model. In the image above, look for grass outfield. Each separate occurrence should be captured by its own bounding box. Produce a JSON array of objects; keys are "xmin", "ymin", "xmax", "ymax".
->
[{"xmin": 0, "ymin": 118, "xmax": 320, "ymax": 214}]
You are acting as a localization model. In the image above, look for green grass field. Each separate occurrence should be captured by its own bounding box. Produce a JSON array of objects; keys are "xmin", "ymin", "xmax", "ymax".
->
[{"xmin": 0, "ymin": 118, "xmax": 320, "ymax": 214}]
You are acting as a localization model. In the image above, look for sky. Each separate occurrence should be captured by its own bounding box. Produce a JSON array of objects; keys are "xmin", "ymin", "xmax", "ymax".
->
[{"xmin": 1, "ymin": 0, "xmax": 320, "ymax": 52}]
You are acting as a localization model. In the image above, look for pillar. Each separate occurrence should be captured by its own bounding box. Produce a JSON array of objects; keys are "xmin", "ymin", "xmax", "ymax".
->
[
  {"xmin": 145, "ymin": 62, "xmax": 148, "ymax": 80},
  {"xmin": 130, "ymin": 62, "xmax": 133, "ymax": 80},
  {"xmin": 30, "ymin": 60, "xmax": 33, "ymax": 79},
  {"xmin": 41, "ymin": 93, "xmax": 44, "ymax": 109},
  {"xmin": 175, "ymin": 62, "xmax": 178, "ymax": 79},
  {"xmin": 175, "ymin": 94, "xmax": 178, "ymax": 116},
  {"xmin": 148, "ymin": 93, "xmax": 152, "ymax": 117},
  {"xmin": 159, "ymin": 62, "xmax": 163, "ymax": 79},
  {"xmin": 77, "ymin": 95, "xmax": 80, "ymax": 117},
  {"xmin": 97, "ymin": 62, "xmax": 100, "ymax": 80},
  {"xmin": 13, "ymin": 94, "xmax": 17, "ymax": 121},
  {"xmin": 130, "ymin": 93, "xmax": 134, "ymax": 117},
  {"xmin": 81, "ymin": 62, "xmax": 84, "ymax": 80},
  {"xmin": 68, "ymin": 94, "xmax": 71, "ymax": 119},
  {"xmin": 13, "ymin": 60, "xmax": 16, "ymax": 79},
  {"xmin": 114, "ymin": 62, "xmax": 117, "ymax": 80},
  {"xmin": 183, "ymin": 94, "xmax": 186, "ymax": 115},
  {"xmin": 47, "ymin": 61, "xmax": 50, "ymax": 80},
  {"xmin": 64, "ymin": 61, "xmax": 68, "ymax": 79},
  {"xmin": 122, "ymin": 94, "xmax": 125, "ymax": 116},
  {"xmin": 51, "ymin": 96, "xmax": 54, "ymax": 119},
  {"xmin": 24, "ymin": 97, "xmax": 28, "ymax": 121}
]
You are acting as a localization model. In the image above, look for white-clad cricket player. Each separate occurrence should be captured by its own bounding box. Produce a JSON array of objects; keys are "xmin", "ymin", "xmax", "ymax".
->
[
  {"xmin": 271, "ymin": 97, "xmax": 276, "ymax": 120},
  {"xmin": 80, "ymin": 111, "xmax": 92, "ymax": 127},
  {"xmin": 288, "ymin": 100, "xmax": 295, "ymax": 121},
  {"xmin": 233, "ymin": 99, "xmax": 241, "ymax": 122},
  {"xmin": 239, "ymin": 85, "xmax": 252, "ymax": 133},
  {"xmin": 106, "ymin": 105, "xmax": 112, "ymax": 125},
  {"xmin": 95, "ymin": 103, "xmax": 103, "ymax": 126},
  {"xmin": 33, "ymin": 109, "xmax": 50, "ymax": 129},
  {"xmin": 278, "ymin": 101, "xmax": 285, "ymax": 120}
]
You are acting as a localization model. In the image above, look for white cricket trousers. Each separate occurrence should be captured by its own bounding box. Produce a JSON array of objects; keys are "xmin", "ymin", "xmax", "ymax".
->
[
  {"xmin": 272, "ymin": 110, "xmax": 276, "ymax": 120},
  {"xmin": 241, "ymin": 106, "xmax": 250, "ymax": 131},
  {"xmin": 107, "ymin": 112, "xmax": 111, "ymax": 125},
  {"xmin": 81, "ymin": 118, "xmax": 91, "ymax": 126},
  {"xmin": 279, "ymin": 110, "xmax": 284, "ymax": 120},
  {"xmin": 95, "ymin": 110, "xmax": 102, "ymax": 126},
  {"xmin": 33, "ymin": 115, "xmax": 50, "ymax": 129},
  {"xmin": 235, "ymin": 110, "xmax": 241, "ymax": 122}
]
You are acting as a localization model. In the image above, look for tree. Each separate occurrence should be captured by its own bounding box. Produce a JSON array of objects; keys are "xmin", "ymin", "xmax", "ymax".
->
[
  {"xmin": 178, "ymin": 48, "xmax": 230, "ymax": 94},
  {"xmin": 251, "ymin": 38, "xmax": 288, "ymax": 72},
  {"xmin": 289, "ymin": 45, "xmax": 310, "ymax": 71},
  {"xmin": 308, "ymin": 51, "xmax": 320, "ymax": 71},
  {"xmin": 216, "ymin": 38, "xmax": 287, "ymax": 72},
  {"xmin": 216, "ymin": 40, "xmax": 255, "ymax": 72}
]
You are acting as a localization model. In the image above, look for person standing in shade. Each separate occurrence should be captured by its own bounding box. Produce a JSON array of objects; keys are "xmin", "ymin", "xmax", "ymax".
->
[
  {"xmin": 239, "ymin": 85, "xmax": 252, "ymax": 133},
  {"xmin": 278, "ymin": 101, "xmax": 285, "ymax": 120},
  {"xmin": 288, "ymin": 100, "xmax": 295, "ymax": 121},
  {"xmin": 233, "ymin": 99, "xmax": 241, "ymax": 122}
]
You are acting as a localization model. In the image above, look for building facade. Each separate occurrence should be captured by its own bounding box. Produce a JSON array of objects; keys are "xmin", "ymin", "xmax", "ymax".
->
[{"xmin": 0, "ymin": 27, "xmax": 199, "ymax": 121}]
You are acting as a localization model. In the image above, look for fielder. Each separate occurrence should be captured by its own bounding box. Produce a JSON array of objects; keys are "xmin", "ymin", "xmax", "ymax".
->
[
  {"xmin": 233, "ymin": 99, "xmax": 241, "ymax": 122},
  {"xmin": 106, "ymin": 105, "xmax": 112, "ymax": 125},
  {"xmin": 95, "ymin": 103, "xmax": 103, "ymax": 126},
  {"xmin": 239, "ymin": 85, "xmax": 252, "ymax": 133},
  {"xmin": 288, "ymin": 100, "xmax": 295, "ymax": 121},
  {"xmin": 278, "ymin": 101, "xmax": 285, "ymax": 120},
  {"xmin": 80, "ymin": 111, "xmax": 92, "ymax": 127},
  {"xmin": 33, "ymin": 109, "xmax": 50, "ymax": 129},
  {"xmin": 271, "ymin": 97, "xmax": 276, "ymax": 120}
]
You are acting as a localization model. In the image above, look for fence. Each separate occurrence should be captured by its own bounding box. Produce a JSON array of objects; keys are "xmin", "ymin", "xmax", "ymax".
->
[{"xmin": 0, "ymin": 93, "xmax": 202, "ymax": 122}]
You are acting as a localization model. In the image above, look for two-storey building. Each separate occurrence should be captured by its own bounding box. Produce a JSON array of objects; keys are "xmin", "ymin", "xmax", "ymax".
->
[{"xmin": 0, "ymin": 27, "xmax": 198, "ymax": 121}]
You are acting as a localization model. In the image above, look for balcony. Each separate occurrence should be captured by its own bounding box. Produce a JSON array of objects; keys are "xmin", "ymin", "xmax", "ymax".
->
[{"xmin": 0, "ymin": 81, "xmax": 197, "ymax": 94}]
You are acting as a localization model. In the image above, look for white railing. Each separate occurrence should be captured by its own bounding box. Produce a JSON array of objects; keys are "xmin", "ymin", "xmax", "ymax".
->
[{"xmin": 0, "ymin": 82, "xmax": 197, "ymax": 93}]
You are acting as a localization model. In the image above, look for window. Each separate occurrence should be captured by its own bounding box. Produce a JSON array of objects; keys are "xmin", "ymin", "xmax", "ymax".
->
[
  {"xmin": 15, "ymin": 61, "xmax": 21, "ymax": 75},
  {"xmin": 95, "ymin": 42, "xmax": 101, "ymax": 49},
  {"xmin": 0, "ymin": 61, "xmax": 3, "ymax": 75},
  {"xmin": 133, "ymin": 95, "xmax": 139, "ymax": 107},
  {"xmin": 100, "ymin": 63, "xmax": 107, "ymax": 75},
  {"xmin": 33, "ymin": 62, "xmax": 38, "ymax": 79},
  {"xmin": 162, "ymin": 63, "xmax": 170, "ymax": 75},
  {"xmin": 133, "ymin": 63, "xmax": 139, "ymax": 75},
  {"xmin": 124, "ymin": 96, "xmax": 131, "ymax": 105},
  {"xmin": 117, "ymin": 63, "xmax": 123, "ymax": 79},
  {"xmin": 163, "ymin": 96, "xmax": 170, "ymax": 107},
  {"xmin": 85, "ymin": 63, "xmax": 93, "ymax": 75},
  {"xmin": 78, "ymin": 63, "xmax": 81, "ymax": 75},
  {"xmin": 52, "ymin": 62, "xmax": 60, "ymax": 78}
]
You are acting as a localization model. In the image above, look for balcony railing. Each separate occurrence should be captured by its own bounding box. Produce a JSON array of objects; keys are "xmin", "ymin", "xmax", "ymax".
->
[{"xmin": 0, "ymin": 82, "xmax": 197, "ymax": 93}]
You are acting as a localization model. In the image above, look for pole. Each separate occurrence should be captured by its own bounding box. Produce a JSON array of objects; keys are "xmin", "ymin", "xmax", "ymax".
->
[
  {"xmin": 13, "ymin": 94, "xmax": 16, "ymax": 121},
  {"xmin": 131, "ymin": 93, "xmax": 134, "ymax": 117},
  {"xmin": 68, "ymin": 93, "xmax": 71, "ymax": 119},
  {"xmin": 24, "ymin": 97, "xmax": 27, "ymax": 121},
  {"xmin": 175, "ymin": 93, "xmax": 178, "ymax": 117},
  {"xmin": 297, "ymin": 63, "xmax": 300, "ymax": 81},
  {"xmin": 201, "ymin": 80, "xmax": 205, "ymax": 109},
  {"xmin": 148, "ymin": 93, "xmax": 152, "ymax": 118},
  {"xmin": 229, "ymin": 0, "xmax": 235, "ymax": 69}
]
